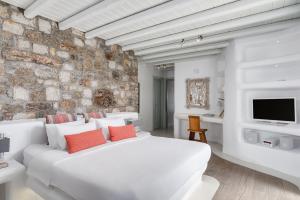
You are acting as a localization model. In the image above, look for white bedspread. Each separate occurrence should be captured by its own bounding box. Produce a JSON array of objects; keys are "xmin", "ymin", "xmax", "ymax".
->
[{"xmin": 25, "ymin": 133, "xmax": 211, "ymax": 200}]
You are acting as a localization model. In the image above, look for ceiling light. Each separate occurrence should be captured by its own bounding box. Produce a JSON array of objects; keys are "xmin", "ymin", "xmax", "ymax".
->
[
  {"xmin": 180, "ymin": 39, "xmax": 185, "ymax": 48},
  {"xmin": 196, "ymin": 35, "xmax": 203, "ymax": 42}
]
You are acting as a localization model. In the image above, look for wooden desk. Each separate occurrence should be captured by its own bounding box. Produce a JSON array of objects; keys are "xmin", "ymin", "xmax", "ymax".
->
[{"xmin": 174, "ymin": 113, "xmax": 223, "ymax": 138}]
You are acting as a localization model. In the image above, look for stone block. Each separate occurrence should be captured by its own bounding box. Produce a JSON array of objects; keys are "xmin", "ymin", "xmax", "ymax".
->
[
  {"xmin": 91, "ymin": 80, "xmax": 98, "ymax": 88},
  {"xmin": 62, "ymin": 63, "xmax": 74, "ymax": 70},
  {"xmin": 83, "ymin": 88, "xmax": 92, "ymax": 98},
  {"xmin": 0, "ymin": 60, "xmax": 4, "ymax": 76},
  {"xmin": 3, "ymin": 50, "xmax": 61, "ymax": 67},
  {"xmin": 44, "ymin": 80, "xmax": 59, "ymax": 87},
  {"xmin": 81, "ymin": 99, "xmax": 92, "ymax": 106},
  {"xmin": 59, "ymin": 100, "xmax": 76, "ymax": 112},
  {"xmin": 31, "ymin": 90, "xmax": 46, "ymax": 102},
  {"xmin": 126, "ymin": 106, "xmax": 136, "ymax": 112},
  {"xmin": 0, "ymin": 4, "xmax": 9, "ymax": 18},
  {"xmin": 108, "ymin": 61, "xmax": 116, "ymax": 69},
  {"xmin": 117, "ymin": 64, "xmax": 124, "ymax": 71},
  {"xmin": 13, "ymin": 113, "xmax": 36, "ymax": 120},
  {"xmin": 85, "ymin": 38, "xmax": 97, "ymax": 48},
  {"xmin": 33, "ymin": 43, "xmax": 48, "ymax": 55},
  {"xmin": 13, "ymin": 86, "xmax": 29, "ymax": 101},
  {"xmin": 3, "ymin": 20, "xmax": 24, "ymax": 35},
  {"xmin": 71, "ymin": 28, "xmax": 84, "ymax": 37},
  {"xmin": 18, "ymin": 38, "xmax": 31, "ymax": 50},
  {"xmin": 74, "ymin": 37, "xmax": 84, "ymax": 47},
  {"xmin": 56, "ymin": 51, "xmax": 70, "ymax": 60},
  {"xmin": 38, "ymin": 18, "xmax": 51, "ymax": 34},
  {"xmin": 62, "ymin": 94, "xmax": 72, "ymax": 100},
  {"xmin": 34, "ymin": 67, "xmax": 57, "ymax": 79},
  {"xmin": 59, "ymin": 71, "xmax": 71, "ymax": 83},
  {"xmin": 46, "ymin": 87, "xmax": 60, "ymax": 101},
  {"xmin": 11, "ymin": 12, "xmax": 35, "ymax": 27},
  {"xmin": 49, "ymin": 48, "xmax": 56, "ymax": 56}
]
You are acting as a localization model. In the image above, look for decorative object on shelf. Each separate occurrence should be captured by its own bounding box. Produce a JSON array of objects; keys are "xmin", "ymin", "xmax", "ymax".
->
[
  {"xmin": 186, "ymin": 78, "xmax": 209, "ymax": 109},
  {"xmin": 94, "ymin": 89, "xmax": 116, "ymax": 108},
  {"xmin": 261, "ymin": 137, "xmax": 279, "ymax": 148},
  {"xmin": 244, "ymin": 130, "xmax": 259, "ymax": 144},
  {"xmin": 279, "ymin": 136, "xmax": 294, "ymax": 150},
  {"xmin": 0, "ymin": 133, "xmax": 10, "ymax": 169}
]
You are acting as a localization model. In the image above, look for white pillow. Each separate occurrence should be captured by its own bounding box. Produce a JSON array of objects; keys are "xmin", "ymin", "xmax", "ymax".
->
[
  {"xmin": 56, "ymin": 122, "xmax": 97, "ymax": 150},
  {"xmin": 46, "ymin": 119, "xmax": 85, "ymax": 149},
  {"xmin": 91, "ymin": 118, "xmax": 125, "ymax": 140}
]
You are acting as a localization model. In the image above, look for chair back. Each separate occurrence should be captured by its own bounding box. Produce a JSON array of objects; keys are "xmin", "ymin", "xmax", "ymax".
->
[{"xmin": 188, "ymin": 115, "xmax": 201, "ymax": 132}]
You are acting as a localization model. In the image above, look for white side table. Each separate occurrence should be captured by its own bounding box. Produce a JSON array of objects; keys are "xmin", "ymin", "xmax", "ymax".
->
[{"xmin": 0, "ymin": 160, "xmax": 25, "ymax": 200}]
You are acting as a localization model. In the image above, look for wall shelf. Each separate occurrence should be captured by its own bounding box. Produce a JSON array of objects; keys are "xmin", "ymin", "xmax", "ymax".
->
[
  {"xmin": 243, "ymin": 141, "xmax": 300, "ymax": 154},
  {"xmin": 241, "ymin": 122, "xmax": 300, "ymax": 137},
  {"xmin": 240, "ymin": 79, "xmax": 300, "ymax": 90},
  {"xmin": 240, "ymin": 53, "xmax": 300, "ymax": 69}
]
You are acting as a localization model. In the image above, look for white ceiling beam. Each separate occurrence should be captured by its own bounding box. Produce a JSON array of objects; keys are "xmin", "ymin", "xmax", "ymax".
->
[
  {"xmin": 144, "ymin": 49, "xmax": 222, "ymax": 64},
  {"xmin": 135, "ymin": 19, "xmax": 300, "ymax": 56},
  {"xmin": 85, "ymin": 0, "xmax": 209, "ymax": 39},
  {"xmin": 24, "ymin": 0, "xmax": 52, "ymax": 18},
  {"xmin": 59, "ymin": 0, "xmax": 121, "ymax": 30},
  {"xmin": 141, "ymin": 42, "xmax": 229, "ymax": 60},
  {"xmin": 106, "ymin": 0, "xmax": 278, "ymax": 46},
  {"xmin": 123, "ymin": 4, "xmax": 300, "ymax": 51}
]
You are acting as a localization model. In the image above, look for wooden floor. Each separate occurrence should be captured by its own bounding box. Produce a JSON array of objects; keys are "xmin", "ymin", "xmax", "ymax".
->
[
  {"xmin": 205, "ymin": 155, "xmax": 300, "ymax": 200},
  {"xmin": 152, "ymin": 129, "xmax": 300, "ymax": 200}
]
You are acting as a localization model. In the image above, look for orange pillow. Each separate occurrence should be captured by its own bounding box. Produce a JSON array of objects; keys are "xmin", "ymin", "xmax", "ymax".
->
[
  {"xmin": 109, "ymin": 124, "xmax": 136, "ymax": 142},
  {"xmin": 65, "ymin": 129, "xmax": 106, "ymax": 153}
]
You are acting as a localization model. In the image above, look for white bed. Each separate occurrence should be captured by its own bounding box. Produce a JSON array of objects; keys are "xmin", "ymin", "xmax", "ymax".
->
[{"xmin": 24, "ymin": 132, "xmax": 211, "ymax": 200}]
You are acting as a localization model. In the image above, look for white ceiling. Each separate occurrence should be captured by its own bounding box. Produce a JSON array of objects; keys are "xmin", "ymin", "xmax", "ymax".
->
[{"xmin": 2, "ymin": 0, "xmax": 300, "ymax": 64}]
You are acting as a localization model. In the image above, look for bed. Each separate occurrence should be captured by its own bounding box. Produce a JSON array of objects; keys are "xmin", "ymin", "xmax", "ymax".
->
[{"xmin": 24, "ymin": 132, "xmax": 211, "ymax": 200}]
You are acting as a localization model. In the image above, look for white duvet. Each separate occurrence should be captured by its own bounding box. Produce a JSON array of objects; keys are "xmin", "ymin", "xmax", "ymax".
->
[{"xmin": 26, "ymin": 133, "xmax": 211, "ymax": 200}]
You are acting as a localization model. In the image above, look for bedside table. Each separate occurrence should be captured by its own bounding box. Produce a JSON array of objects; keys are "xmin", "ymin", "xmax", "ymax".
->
[
  {"xmin": 0, "ymin": 160, "xmax": 25, "ymax": 200},
  {"xmin": 0, "ymin": 160, "xmax": 25, "ymax": 185}
]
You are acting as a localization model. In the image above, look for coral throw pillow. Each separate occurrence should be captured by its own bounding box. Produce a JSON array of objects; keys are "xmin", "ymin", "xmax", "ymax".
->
[
  {"xmin": 109, "ymin": 124, "xmax": 136, "ymax": 142},
  {"xmin": 65, "ymin": 129, "xmax": 106, "ymax": 153},
  {"xmin": 46, "ymin": 114, "xmax": 76, "ymax": 124}
]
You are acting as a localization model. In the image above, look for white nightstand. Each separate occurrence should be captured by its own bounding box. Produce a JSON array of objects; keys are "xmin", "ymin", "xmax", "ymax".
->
[
  {"xmin": 0, "ymin": 160, "xmax": 25, "ymax": 200},
  {"xmin": 0, "ymin": 160, "xmax": 25, "ymax": 185}
]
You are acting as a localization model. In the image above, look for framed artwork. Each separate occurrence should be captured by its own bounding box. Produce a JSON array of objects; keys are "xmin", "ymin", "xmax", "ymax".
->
[{"xmin": 186, "ymin": 78, "xmax": 210, "ymax": 109}]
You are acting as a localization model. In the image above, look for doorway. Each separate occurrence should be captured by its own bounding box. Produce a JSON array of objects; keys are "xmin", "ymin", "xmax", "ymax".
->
[{"xmin": 153, "ymin": 66, "xmax": 175, "ymax": 132}]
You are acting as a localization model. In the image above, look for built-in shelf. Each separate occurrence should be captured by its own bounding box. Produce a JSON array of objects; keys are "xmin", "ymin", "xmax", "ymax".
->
[
  {"xmin": 240, "ymin": 53, "xmax": 300, "ymax": 69},
  {"xmin": 241, "ymin": 122, "xmax": 300, "ymax": 137},
  {"xmin": 240, "ymin": 79, "xmax": 300, "ymax": 90},
  {"xmin": 243, "ymin": 141, "xmax": 300, "ymax": 154}
]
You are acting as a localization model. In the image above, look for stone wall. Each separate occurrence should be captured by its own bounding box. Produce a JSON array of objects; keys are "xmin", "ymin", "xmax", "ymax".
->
[{"xmin": 0, "ymin": 2, "xmax": 138, "ymax": 120}]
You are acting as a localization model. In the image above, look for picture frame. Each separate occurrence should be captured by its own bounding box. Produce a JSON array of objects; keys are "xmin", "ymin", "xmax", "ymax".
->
[{"xmin": 186, "ymin": 78, "xmax": 210, "ymax": 109}]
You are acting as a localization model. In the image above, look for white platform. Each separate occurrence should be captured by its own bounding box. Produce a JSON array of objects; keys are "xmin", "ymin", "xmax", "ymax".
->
[{"xmin": 183, "ymin": 175, "xmax": 219, "ymax": 200}]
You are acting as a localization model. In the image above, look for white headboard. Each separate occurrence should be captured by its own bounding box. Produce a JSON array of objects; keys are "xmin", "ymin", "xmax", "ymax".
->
[{"xmin": 0, "ymin": 119, "xmax": 47, "ymax": 163}]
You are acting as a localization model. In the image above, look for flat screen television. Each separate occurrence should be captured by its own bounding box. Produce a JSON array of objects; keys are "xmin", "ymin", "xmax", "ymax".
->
[{"xmin": 252, "ymin": 98, "xmax": 297, "ymax": 123}]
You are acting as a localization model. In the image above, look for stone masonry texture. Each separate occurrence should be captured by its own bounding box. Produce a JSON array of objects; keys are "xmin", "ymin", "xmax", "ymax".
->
[{"xmin": 0, "ymin": 2, "xmax": 138, "ymax": 120}]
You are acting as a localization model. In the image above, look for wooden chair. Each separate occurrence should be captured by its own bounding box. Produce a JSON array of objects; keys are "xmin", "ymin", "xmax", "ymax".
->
[{"xmin": 188, "ymin": 115, "xmax": 208, "ymax": 143}]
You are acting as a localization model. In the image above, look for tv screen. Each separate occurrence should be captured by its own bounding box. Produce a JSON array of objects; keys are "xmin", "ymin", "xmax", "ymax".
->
[{"xmin": 253, "ymin": 98, "xmax": 296, "ymax": 123}]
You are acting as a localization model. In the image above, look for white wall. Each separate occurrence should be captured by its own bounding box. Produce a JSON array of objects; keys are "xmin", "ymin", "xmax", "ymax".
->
[
  {"xmin": 174, "ymin": 56, "xmax": 219, "ymax": 114},
  {"xmin": 173, "ymin": 56, "xmax": 224, "ymax": 142},
  {"xmin": 138, "ymin": 62, "xmax": 161, "ymax": 131}
]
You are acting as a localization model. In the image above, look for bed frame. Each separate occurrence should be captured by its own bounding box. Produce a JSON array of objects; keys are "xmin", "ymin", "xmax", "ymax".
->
[{"xmin": 0, "ymin": 117, "xmax": 219, "ymax": 200}]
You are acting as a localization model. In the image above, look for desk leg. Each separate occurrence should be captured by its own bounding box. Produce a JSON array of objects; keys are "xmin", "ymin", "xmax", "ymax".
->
[{"xmin": 174, "ymin": 117, "xmax": 180, "ymax": 138}]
